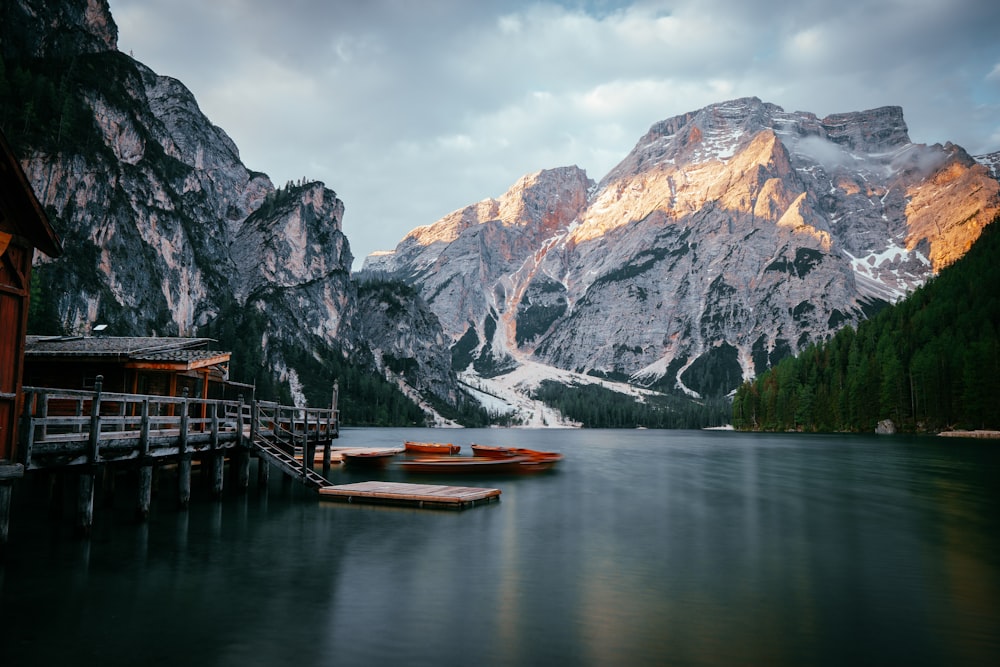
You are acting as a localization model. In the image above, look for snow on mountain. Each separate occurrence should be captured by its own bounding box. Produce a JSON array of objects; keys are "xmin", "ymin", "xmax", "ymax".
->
[{"xmin": 366, "ymin": 97, "xmax": 1000, "ymax": 419}]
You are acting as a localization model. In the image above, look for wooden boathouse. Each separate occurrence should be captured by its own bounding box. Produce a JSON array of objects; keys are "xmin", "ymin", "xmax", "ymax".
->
[
  {"xmin": 19, "ymin": 378, "xmax": 340, "ymax": 535},
  {"xmin": 0, "ymin": 130, "xmax": 63, "ymax": 544}
]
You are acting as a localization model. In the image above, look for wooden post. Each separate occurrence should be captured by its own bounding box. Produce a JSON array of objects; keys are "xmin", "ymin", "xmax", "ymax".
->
[
  {"xmin": 178, "ymin": 388, "xmax": 191, "ymax": 510},
  {"xmin": 136, "ymin": 398, "xmax": 152, "ymax": 522},
  {"xmin": 0, "ymin": 465, "xmax": 22, "ymax": 545},
  {"xmin": 101, "ymin": 465, "xmax": 116, "ymax": 509},
  {"xmin": 322, "ymin": 407, "xmax": 332, "ymax": 474},
  {"xmin": 18, "ymin": 392, "xmax": 35, "ymax": 468},
  {"xmin": 38, "ymin": 390, "xmax": 49, "ymax": 441},
  {"xmin": 300, "ymin": 410, "xmax": 310, "ymax": 476},
  {"xmin": 75, "ymin": 468, "xmax": 95, "ymax": 538},
  {"xmin": 332, "ymin": 381, "xmax": 340, "ymax": 438},
  {"xmin": 210, "ymin": 403, "xmax": 224, "ymax": 500},
  {"xmin": 257, "ymin": 454, "xmax": 270, "ymax": 489},
  {"xmin": 74, "ymin": 394, "xmax": 83, "ymax": 433},
  {"xmin": 0, "ymin": 481, "xmax": 13, "ymax": 545},
  {"xmin": 235, "ymin": 397, "xmax": 250, "ymax": 493},
  {"xmin": 252, "ymin": 400, "xmax": 269, "ymax": 490},
  {"xmin": 87, "ymin": 376, "xmax": 104, "ymax": 464},
  {"xmin": 136, "ymin": 465, "xmax": 153, "ymax": 522}
]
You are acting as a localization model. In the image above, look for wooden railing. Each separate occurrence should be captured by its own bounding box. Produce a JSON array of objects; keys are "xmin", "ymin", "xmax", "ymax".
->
[
  {"xmin": 15, "ymin": 376, "xmax": 340, "ymax": 536},
  {"xmin": 18, "ymin": 378, "xmax": 339, "ymax": 470}
]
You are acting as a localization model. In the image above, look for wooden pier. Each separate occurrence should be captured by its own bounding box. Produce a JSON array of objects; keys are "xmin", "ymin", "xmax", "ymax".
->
[
  {"xmin": 319, "ymin": 481, "xmax": 501, "ymax": 510},
  {"xmin": 16, "ymin": 376, "xmax": 340, "ymax": 535}
]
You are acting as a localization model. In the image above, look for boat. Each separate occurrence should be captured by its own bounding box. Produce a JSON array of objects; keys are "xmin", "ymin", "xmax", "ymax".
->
[
  {"xmin": 396, "ymin": 455, "xmax": 531, "ymax": 474},
  {"xmin": 471, "ymin": 444, "xmax": 563, "ymax": 466},
  {"xmin": 341, "ymin": 449, "xmax": 400, "ymax": 468},
  {"xmin": 404, "ymin": 440, "xmax": 461, "ymax": 455}
]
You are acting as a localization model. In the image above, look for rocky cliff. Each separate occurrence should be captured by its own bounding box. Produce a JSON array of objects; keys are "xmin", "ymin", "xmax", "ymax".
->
[
  {"xmin": 367, "ymin": 97, "xmax": 1000, "ymax": 400},
  {"xmin": 2, "ymin": 0, "xmax": 459, "ymax": 418}
]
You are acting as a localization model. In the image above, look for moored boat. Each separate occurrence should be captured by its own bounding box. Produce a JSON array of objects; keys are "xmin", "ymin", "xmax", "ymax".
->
[
  {"xmin": 396, "ymin": 455, "xmax": 531, "ymax": 474},
  {"xmin": 471, "ymin": 444, "xmax": 563, "ymax": 466},
  {"xmin": 404, "ymin": 440, "xmax": 461, "ymax": 455},
  {"xmin": 341, "ymin": 449, "xmax": 401, "ymax": 467}
]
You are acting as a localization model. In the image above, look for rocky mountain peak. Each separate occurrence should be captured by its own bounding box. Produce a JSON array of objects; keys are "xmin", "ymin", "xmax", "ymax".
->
[
  {"xmin": 818, "ymin": 105, "xmax": 909, "ymax": 153},
  {"xmin": 369, "ymin": 97, "xmax": 999, "ymax": 404},
  {"xmin": 1, "ymin": 0, "xmax": 117, "ymax": 59}
]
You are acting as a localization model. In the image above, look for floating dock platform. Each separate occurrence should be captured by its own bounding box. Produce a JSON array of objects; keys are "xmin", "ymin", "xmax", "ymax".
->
[{"xmin": 318, "ymin": 481, "xmax": 500, "ymax": 510}]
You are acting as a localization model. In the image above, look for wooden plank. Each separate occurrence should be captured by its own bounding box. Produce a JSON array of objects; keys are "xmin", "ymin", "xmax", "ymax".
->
[{"xmin": 318, "ymin": 481, "xmax": 501, "ymax": 509}]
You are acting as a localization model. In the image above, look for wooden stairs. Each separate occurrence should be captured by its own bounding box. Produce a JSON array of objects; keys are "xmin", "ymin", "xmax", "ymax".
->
[{"xmin": 251, "ymin": 434, "xmax": 331, "ymax": 490}]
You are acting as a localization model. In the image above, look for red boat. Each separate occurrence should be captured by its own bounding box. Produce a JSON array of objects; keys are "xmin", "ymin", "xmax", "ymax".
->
[
  {"xmin": 404, "ymin": 440, "xmax": 461, "ymax": 455},
  {"xmin": 341, "ymin": 449, "xmax": 400, "ymax": 468},
  {"xmin": 471, "ymin": 444, "xmax": 563, "ymax": 467},
  {"xmin": 396, "ymin": 455, "xmax": 531, "ymax": 474}
]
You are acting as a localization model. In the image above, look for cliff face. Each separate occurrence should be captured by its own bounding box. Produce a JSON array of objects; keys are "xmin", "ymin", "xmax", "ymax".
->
[
  {"xmin": 367, "ymin": 98, "xmax": 1000, "ymax": 398},
  {"xmin": 3, "ymin": 0, "xmax": 459, "ymax": 414}
]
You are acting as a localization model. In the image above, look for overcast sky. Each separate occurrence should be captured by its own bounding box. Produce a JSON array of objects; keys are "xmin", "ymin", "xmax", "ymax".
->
[{"xmin": 111, "ymin": 0, "xmax": 1000, "ymax": 270}]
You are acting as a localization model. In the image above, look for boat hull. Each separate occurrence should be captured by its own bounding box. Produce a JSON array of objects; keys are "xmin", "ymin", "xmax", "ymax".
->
[
  {"xmin": 396, "ymin": 456, "xmax": 531, "ymax": 474},
  {"xmin": 342, "ymin": 450, "xmax": 400, "ymax": 468},
  {"xmin": 471, "ymin": 444, "xmax": 563, "ymax": 467},
  {"xmin": 404, "ymin": 441, "xmax": 461, "ymax": 455}
]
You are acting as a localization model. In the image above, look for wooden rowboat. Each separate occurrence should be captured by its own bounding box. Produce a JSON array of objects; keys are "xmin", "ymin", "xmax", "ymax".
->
[
  {"xmin": 471, "ymin": 444, "xmax": 563, "ymax": 466},
  {"xmin": 396, "ymin": 456, "xmax": 531, "ymax": 474},
  {"xmin": 404, "ymin": 440, "xmax": 460, "ymax": 455},
  {"xmin": 341, "ymin": 449, "xmax": 400, "ymax": 468}
]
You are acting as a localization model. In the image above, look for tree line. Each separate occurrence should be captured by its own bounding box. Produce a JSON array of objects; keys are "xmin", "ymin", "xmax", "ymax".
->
[
  {"xmin": 733, "ymin": 217, "xmax": 1000, "ymax": 432},
  {"xmin": 534, "ymin": 380, "xmax": 732, "ymax": 429}
]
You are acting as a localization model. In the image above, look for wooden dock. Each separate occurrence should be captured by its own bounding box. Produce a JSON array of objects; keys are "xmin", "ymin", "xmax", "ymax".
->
[{"xmin": 318, "ymin": 481, "xmax": 500, "ymax": 510}]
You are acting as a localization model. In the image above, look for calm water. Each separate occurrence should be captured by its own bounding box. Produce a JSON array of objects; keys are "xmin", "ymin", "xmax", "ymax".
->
[{"xmin": 1, "ymin": 429, "xmax": 998, "ymax": 666}]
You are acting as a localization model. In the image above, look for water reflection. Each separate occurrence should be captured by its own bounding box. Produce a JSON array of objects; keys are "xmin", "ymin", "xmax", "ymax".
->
[{"xmin": 1, "ymin": 430, "xmax": 998, "ymax": 666}]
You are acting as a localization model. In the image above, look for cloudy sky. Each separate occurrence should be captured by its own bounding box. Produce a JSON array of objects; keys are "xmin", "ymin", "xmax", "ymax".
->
[{"xmin": 111, "ymin": 0, "xmax": 1000, "ymax": 269}]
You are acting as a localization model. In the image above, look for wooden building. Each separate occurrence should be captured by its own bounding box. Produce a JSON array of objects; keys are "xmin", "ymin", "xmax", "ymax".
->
[
  {"xmin": 23, "ymin": 335, "xmax": 236, "ymax": 401},
  {"xmin": 0, "ymin": 130, "xmax": 63, "ymax": 543}
]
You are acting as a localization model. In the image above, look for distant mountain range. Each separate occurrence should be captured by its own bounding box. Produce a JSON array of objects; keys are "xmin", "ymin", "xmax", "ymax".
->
[
  {"xmin": 4, "ymin": 0, "xmax": 999, "ymax": 426},
  {"xmin": 365, "ymin": 98, "xmax": 1000, "ymax": 416}
]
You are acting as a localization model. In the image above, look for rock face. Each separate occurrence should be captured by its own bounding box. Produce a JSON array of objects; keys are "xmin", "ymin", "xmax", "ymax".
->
[
  {"xmin": 367, "ymin": 97, "xmax": 1000, "ymax": 398},
  {"xmin": 3, "ymin": 0, "xmax": 459, "ymax": 413}
]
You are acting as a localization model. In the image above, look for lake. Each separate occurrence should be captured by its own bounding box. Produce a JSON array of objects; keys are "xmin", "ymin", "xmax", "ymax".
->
[{"xmin": 1, "ymin": 429, "xmax": 998, "ymax": 666}]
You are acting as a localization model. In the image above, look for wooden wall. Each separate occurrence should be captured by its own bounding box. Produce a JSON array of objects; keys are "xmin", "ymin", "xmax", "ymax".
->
[{"xmin": 0, "ymin": 239, "xmax": 31, "ymax": 463}]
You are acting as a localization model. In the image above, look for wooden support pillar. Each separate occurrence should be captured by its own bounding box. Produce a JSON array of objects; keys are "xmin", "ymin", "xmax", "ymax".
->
[
  {"xmin": 75, "ymin": 469, "xmax": 95, "ymax": 539},
  {"xmin": 136, "ymin": 398, "xmax": 152, "ymax": 522},
  {"xmin": 136, "ymin": 464, "xmax": 153, "ymax": 522},
  {"xmin": 0, "ymin": 465, "xmax": 22, "ymax": 545},
  {"xmin": 0, "ymin": 481, "xmax": 12, "ymax": 545},
  {"xmin": 71, "ymin": 376, "xmax": 104, "ymax": 537},
  {"xmin": 257, "ymin": 455, "xmax": 270, "ymax": 489},
  {"xmin": 300, "ymin": 411, "xmax": 310, "ymax": 476},
  {"xmin": 178, "ymin": 457, "xmax": 192, "ymax": 510},
  {"xmin": 101, "ymin": 465, "xmax": 116, "ymax": 509},
  {"xmin": 235, "ymin": 398, "xmax": 250, "ymax": 493},
  {"xmin": 211, "ymin": 455, "xmax": 224, "ymax": 499},
  {"xmin": 210, "ymin": 403, "xmax": 224, "ymax": 500},
  {"xmin": 322, "ymin": 433, "xmax": 332, "ymax": 475},
  {"xmin": 87, "ymin": 376, "xmax": 104, "ymax": 464},
  {"xmin": 178, "ymin": 388, "xmax": 191, "ymax": 510}
]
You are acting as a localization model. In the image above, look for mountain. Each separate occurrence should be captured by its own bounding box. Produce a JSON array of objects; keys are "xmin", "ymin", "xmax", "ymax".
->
[
  {"xmin": 733, "ymin": 213, "xmax": 1000, "ymax": 432},
  {"xmin": 1, "ymin": 0, "xmax": 463, "ymax": 423},
  {"xmin": 366, "ymin": 97, "xmax": 1000, "ymax": 404}
]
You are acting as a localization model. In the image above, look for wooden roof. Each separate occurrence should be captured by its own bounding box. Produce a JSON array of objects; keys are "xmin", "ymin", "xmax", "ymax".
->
[
  {"xmin": 25, "ymin": 336, "xmax": 231, "ymax": 371},
  {"xmin": 0, "ymin": 130, "xmax": 62, "ymax": 258}
]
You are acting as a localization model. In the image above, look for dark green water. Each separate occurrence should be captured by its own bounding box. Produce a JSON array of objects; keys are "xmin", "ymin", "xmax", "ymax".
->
[{"xmin": 1, "ymin": 429, "xmax": 998, "ymax": 666}]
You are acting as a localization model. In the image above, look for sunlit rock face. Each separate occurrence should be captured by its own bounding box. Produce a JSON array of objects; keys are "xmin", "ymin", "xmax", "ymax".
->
[
  {"xmin": 7, "ymin": 0, "xmax": 460, "ymax": 411},
  {"xmin": 367, "ymin": 97, "xmax": 1000, "ymax": 397}
]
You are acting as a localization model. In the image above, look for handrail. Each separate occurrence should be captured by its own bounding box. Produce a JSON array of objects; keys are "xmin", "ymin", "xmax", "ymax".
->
[{"xmin": 19, "ymin": 378, "xmax": 338, "ymax": 469}]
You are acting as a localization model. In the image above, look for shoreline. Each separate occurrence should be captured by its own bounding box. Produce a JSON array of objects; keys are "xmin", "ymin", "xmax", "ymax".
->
[{"xmin": 938, "ymin": 430, "xmax": 1000, "ymax": 439}]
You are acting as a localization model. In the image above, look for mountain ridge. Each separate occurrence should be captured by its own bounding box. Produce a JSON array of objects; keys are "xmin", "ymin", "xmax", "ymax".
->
[{"xmin": 366, "ymin": 96, "xmax": 1000, "ymax": 404}]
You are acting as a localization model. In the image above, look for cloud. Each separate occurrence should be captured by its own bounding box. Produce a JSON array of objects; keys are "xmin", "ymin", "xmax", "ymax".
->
[{"xmin": 110, "ymin": 0, "xmax": 1000, "ymax": 268}]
